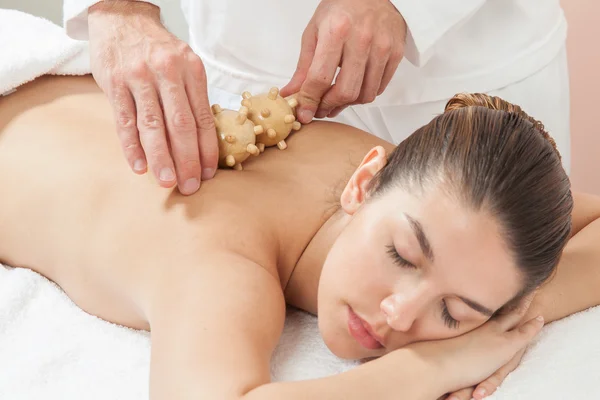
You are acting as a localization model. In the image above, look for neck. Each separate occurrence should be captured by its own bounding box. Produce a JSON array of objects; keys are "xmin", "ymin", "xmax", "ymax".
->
[{"xmin": 284, "ymin": 208, "xmax": 350, "ymax": 315}]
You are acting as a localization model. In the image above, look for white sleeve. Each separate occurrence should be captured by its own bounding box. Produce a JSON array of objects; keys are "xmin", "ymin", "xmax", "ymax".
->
[
  {"xmin": 63, "ymin": 0, "xmax": 163, "ymax": 40},
  {"xmin": 390, "ymin": 0, "xmax": 487, "ymax": 67}
]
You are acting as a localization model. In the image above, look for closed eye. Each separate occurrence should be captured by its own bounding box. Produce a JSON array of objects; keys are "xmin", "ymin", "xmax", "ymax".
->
[
  {"xmin": 442, "ymin": 300, "xmax": 460, "ymax": 330},
  {"xmin": 386, "ymin": 244, "xmax": 416, "ymax": 268}
]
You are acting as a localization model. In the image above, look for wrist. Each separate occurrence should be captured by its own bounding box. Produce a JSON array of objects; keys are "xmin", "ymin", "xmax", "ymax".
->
[
  {"xmin": 399, "ymin": 345, "xmax": 448, "ymax": 399},
  {"xmin": 89, "ymin": 0, "xmax": 160, "ymax": 20}
]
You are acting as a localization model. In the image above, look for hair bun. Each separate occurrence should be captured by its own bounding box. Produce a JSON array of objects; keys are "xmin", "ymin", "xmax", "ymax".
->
[{"xmin": 445, "ymin": 93, "xmax": 560, "ymax": 160}]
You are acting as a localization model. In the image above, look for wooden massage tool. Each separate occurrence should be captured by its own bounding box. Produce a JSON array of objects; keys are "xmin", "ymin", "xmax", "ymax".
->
[{"xmin": 212, "ymin": 87, "xmax": 302, "ymax": 170}]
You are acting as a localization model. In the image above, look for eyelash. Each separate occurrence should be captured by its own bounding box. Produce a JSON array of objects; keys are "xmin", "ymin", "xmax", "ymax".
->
[
  {"xmin": 386, "ymin": 244, "xmax": 416, "ymax": 268},
  {"xmin": 442, "ymin": 301, "xmax": 460, "ymax": 330},
  {"xmin": 386, "ymin": 245, "xmax": 459, "ymax": 330}
]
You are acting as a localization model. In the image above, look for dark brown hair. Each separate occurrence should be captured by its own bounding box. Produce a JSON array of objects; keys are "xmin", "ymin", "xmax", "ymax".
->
[{"xmin": 369, "ymin": 93, "xmax": 573, "ymax": 302}]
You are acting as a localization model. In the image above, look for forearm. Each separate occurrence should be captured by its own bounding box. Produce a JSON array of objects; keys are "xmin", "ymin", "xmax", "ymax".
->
[
  {"xmin": 243, "ymin": 348, "xmax": 441, "ymax": 400},
  {"xmin": 64, "ymin": 0, "xmax": 162, "ymax": 40},
  {"xmin": 88, "ymin": 0, "xmax": 160, "ymax": 17},
  {"xmin": 529, "ymin": 218, "xmax": 600, "ymax": 323}
]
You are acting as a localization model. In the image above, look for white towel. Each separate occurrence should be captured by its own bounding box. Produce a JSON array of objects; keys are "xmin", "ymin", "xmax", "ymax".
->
[
  {"xmin": 1, "ymin": 264, "xmax": 599, "ymax": 399},
  {"xmin": 0, "ymin": 9, "xmax": 90, "ymax": 97},
  {"xmin": 1, "ymin": 8, "xmax": 599, "ymax": 400}
]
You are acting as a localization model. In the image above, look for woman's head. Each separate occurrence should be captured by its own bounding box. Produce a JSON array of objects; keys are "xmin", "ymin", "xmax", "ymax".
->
[{"xmin": 317, "ymin": 93, "xmax": 573, "ymax": 360}]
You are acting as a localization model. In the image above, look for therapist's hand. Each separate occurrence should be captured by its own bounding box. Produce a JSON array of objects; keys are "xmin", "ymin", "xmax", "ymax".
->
[
  {"xmin": 280, "ymin": 0, "xmax": 407, "ymax": 123},
  {"xmin": 88, "ymin": 1, "xmax": 218, "ymax": 195}
]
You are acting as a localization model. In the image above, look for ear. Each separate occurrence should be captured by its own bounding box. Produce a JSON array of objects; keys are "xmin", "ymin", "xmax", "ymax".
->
[{"xmin": 340, "ymin": 146, "xmax": 388, "ymax": 215}]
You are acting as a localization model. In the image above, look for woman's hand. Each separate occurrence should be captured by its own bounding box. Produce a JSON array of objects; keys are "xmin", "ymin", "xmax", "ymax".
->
[
  {"xmin": 409, "ymin": 303, "xmax": 544, "ymax": 399},
  {"xmin": 280, "ymin": 0, "xmax": 407, "ymax": 123},
  {"xmin": 444, "ymin": 348, "xmax": 526, "ymax": 400},
  {"xmin": 88, "ymin": 1, "xmax": 218, "ymax": 195}
]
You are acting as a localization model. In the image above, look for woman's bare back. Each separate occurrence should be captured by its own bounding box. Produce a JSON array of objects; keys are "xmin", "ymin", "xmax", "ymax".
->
[{"xmin": 0, "ymin": 75, "xmax": 392, "ymax": 330}]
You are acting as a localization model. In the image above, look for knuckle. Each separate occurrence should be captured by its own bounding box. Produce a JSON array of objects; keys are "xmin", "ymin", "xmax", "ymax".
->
[
  {"xmin": 375, "ymin": 37, "xmax": 393, "ymax": 57},
  {"xmin": 338, "ymin": 88, "xmax": 360, "ymax": 103},
  {"xmin": 196, "ymin": 110, "xmax": 216, "ymax": 132},
  {"xmin": 201, "ymin": 146, "xmax": 219, "ymax": 164},
  {"xmin": 140, "ymin": 112, "xmax": 164, "ymax": 131},
  {"xmin": 123, "ymin": 141, "xmax": 142, "ymax": 152},
  {"xmin": 109, "ymin": 73, "xmax": 125, "ymax": 89},
  {"xmin": 152, "ymin": 52, "xmax": 182, "ymax": 77},
  {"xmin": 128, "ymin": 62, "xmax": 149, "ymax": 80},
  {"xmin": 329, "ymin": 14, "xmax": 352, "ymax": 39},
  {"xmin": 302, "ymin": 74, "xmax": 332, "ymax": 100},
  {"xmin": 359, "ymin": 92, "xmax": 377, "ymax": 104},
  {"xmin": 188, "ymin": 56, "xmax": 207, "ymax": 80},
  {"xmin": 357, "ymin": 29, "xmax": 373, "ymax": 49},
  {"xmin": 116, "ymin": 110, "xmax": 136, "ymax": 130},
  {"xmin": 178, "ymin": 157, "xmax": 201, "ymax": 173},
  {"xmin": 146, "ymin": 145, "xmax": 170, "ymax": 163},
  {"xmin": 171, "ymin": 111, "xmax": 196, "ymax": 132},
  {"xmin": 308, "ymin": 74, "xmax": 330, "ymax": 91},
  {"xmin": 391, "ymin": 47, "xmax": 404, "ymax": 63}
]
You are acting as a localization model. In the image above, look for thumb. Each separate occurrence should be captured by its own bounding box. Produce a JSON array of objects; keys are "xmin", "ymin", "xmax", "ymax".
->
[{"xmin": 280, "ymin": 23, "xmax": 318, "ymax": 98}]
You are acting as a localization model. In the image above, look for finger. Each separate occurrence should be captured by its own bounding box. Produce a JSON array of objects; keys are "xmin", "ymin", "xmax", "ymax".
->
[
  {"xmin": 184, "ymin": 55, "xmax": 218, "ymax": 181},
  {"xmin": 377, "ymin": 41, "xmax": 403, "ymax": 96},
  {"xmin": 315, "ymin": 32, "xmax": 371, "ymax": 118},
  {"xmin": 494, "ymin": 297, "xmax": 538, "ymax": 331},
  {"xmin": 355, "ymin": 35, "xmax": 391, "ymax": 104},
  {"xmin": 159, "ymin": 79, "xmax": 202, "ymax": 195},
  {"xmin": 505, "ymin": 315, "xmax": 544, "ymax": 345},
  {"xmin": 296, "ymin": 19, "xmax": 349, "ymax": 123},
  {"xmin": 446, "ymin": 387, "xmax": 474, "ymax": 400},
  {"xmin": 131, "ymin": 80, "xmax": 176, "ymax": 189},
  {"xmin": 472, "ymin": 349, "xmax": 525, "ymax": 400},
  {"xmin": 327, "ymin": 105, "xmax": 348, "ymax": 118},
  {"xmin": 110, "ymin": 83, "xmax": 147, "ymax": 174},
  {"xmin": 280, "ymin": 22, "xmax": 318, "ymax": 98}
]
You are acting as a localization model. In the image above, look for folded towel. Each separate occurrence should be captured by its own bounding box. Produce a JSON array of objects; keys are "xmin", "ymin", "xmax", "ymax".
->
[
  {"xmin": 1, "ymin": 8, "xmax": 599, "ymax": 400},
  {"xmin": 0, "ymin": 264, "xmax": 599, "ymax": 400},
  {"xmin": 0, "ymin": 9, "xmax": 90, "ymax": 97}
]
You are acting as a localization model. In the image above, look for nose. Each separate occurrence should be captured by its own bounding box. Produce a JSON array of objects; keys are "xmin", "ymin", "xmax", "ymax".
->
[{"xmin": 380, "ymin": 292, "xmax": 422, "ymax": 332}]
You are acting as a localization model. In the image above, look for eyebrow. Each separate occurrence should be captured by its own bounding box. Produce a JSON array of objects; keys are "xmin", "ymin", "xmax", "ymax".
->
[
  {"xmin": 403, "ymin": 213, "xmax": 495, "ymax": 317},
  {"xmin": 403, "ymin": 213, "xmax": 434, "ymax": 262},
  {"xmin": 458, "ymin": 296, "xmax": 495, "ymax": 317}
]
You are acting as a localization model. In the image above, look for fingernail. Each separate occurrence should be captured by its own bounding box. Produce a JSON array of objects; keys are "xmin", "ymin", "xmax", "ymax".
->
[
  {"xmin": 159, "ymin": 167, "xmax": 175, "ymax": 182},
  {"xmin": 133, "ymin": 159, "xmax": 146, "ymax": 173},
  {"xmin": 315, "ymin": 109, "xmax": 329, "ymax": 119},
  {"xmin": 474, "ymin": 387, "xmax": 486, "ymax": 398},
  {"xmin": 299, "ymin": 109, "xmax": 314, "ymax": 123},
  {"xmin": 202, "ymin": 168, "xmax": 215, "ymax": 180},
  {"xmin": 182, "ymin": 178, "xmax": 200, "ymax": 194},
  {"xmin": 536, "ymin": 315, "xmax": 544, "ymax": 322}
]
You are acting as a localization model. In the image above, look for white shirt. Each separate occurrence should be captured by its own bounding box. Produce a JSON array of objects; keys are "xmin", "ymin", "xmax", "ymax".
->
[{"xmin": 64, "ymin": 0, "xmax": 567, "ymax": 106}]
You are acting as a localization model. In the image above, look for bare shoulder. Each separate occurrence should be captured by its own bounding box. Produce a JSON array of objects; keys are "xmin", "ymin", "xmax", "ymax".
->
[{"xmin": 146, "ymin": 252, "xmax": 286, "ymax": 399}]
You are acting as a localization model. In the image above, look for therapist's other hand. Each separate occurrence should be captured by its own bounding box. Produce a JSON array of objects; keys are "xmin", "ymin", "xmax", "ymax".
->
[
  {"xmin": 88, "ymin": 1, "xmax": 218, "ymax": 195},
  {"xmin": 280, "ymin": 0, "xmax": 407, "ymax": 123}
]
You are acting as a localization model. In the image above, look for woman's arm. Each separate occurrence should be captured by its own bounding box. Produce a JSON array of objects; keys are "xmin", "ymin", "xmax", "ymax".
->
[
  {"xmin": 148, "ymin": 253, "xmax": 439, "ymax": 400},
  {"xmin": 149, "ymin": 253, "xmax": 541, "ymax": 400},
  {"xmin": 243, "ymin": 349, "xmax": 437, "ymax": 400},
  {"xmin": 244, "ymin": 301, "xmax": 543, "ymax": 400},
  {"xmin": 527, "ymin": 191, "xmax": 600, "ymax": 322}
]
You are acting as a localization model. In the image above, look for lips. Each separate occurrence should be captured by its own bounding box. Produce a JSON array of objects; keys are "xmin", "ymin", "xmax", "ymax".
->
[{"xmin": 347, "ymin": 306, "xmax": 384, "ymax": 350}]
